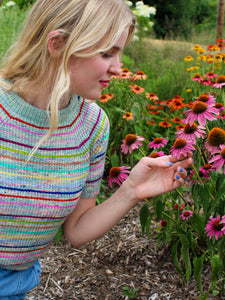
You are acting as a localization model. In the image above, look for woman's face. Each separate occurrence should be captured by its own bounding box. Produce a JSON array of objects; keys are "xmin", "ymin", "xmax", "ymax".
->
[{"xmin": 68, "ymin": 29, "xmax": 128, "ymax": 100}]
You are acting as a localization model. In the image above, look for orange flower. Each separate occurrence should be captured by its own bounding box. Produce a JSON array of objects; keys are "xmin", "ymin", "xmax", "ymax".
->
[
  {"xmin": 150, "ymin": 110, "xmax": 160, "ymax": 114},
  {"xmin": 146, "ymin": 92, "xmax": 159, "ymax": 101},
  {"xmin": 123, "ymin": 112, "xmax": 133, "ymax": 120},
  {"xmin": 99, "ymin": 93, "xmax": 113, "ymax": 103},
  {"xmin": 159, "ymin": 121, "xmax": 172, "ymax": 128},
  {"xmin": 132, "ymin": 71, "xmax": 147, "ymax": 80},
  {"xmin": 129, "ymin": 85, "xmax": 144, "ymax": 94},
  {"xmin": 175, "ymin": 124, "xmax": 185, "ymax": 130},
  {"xmin": 168, "ymin": 96, "xmax": 185, "ymax": 111},
  {"xmin": 147, "ymin": 120, "xmax": 155, "ymax": 125},
  {"xmin": 172, "ymin": 116, "xmax": 182, "ymax": 123}
]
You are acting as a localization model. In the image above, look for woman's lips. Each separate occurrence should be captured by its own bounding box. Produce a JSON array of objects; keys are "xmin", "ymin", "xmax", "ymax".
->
[{"xmin": 99, "ymin": 80, "xmax": 110, "ymax": 87}]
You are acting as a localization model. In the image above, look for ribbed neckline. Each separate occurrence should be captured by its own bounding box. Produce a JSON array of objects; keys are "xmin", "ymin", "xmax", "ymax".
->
[{"xmin": 4, "ymin": 89, "xmax": 79, "ymax": 128}]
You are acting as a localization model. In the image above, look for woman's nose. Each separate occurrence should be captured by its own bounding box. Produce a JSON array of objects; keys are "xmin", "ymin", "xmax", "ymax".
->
[{"xmin": 108, "ymin": 56, "xmax": 121, "ymax": 76}]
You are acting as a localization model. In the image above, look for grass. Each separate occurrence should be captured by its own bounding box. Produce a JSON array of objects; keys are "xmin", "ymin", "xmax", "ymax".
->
[{"xmin": 0, "ymin": 7, "xmax": 28, "ymax": 59}]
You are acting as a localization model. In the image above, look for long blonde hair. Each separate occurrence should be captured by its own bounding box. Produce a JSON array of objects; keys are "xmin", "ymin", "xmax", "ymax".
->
[{"xmin": 0, "ymin": 0, "xmax": 135, "ymax": 155}]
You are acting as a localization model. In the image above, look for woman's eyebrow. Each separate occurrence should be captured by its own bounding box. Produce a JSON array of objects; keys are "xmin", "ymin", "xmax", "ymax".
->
[{"xmin": 112, "ymin": 46, "xmax": 124, "ymax": 51}]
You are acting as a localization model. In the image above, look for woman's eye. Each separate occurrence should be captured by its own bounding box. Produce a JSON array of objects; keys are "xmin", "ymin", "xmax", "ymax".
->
[{"xmin": 101, "ymin": 52, "xmax": 113, "ymax": 58}]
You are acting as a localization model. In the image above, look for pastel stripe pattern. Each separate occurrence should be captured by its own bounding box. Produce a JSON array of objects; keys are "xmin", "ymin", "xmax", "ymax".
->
[{"xmin": 0, "ymin": 85, "xmax": 109, "ymax": 270}]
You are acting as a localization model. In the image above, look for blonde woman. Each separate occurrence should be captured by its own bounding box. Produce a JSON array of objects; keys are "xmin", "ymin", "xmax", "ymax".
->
[{"xmin": 0, "ymin": 0, "xmax": 192, "ymax": 297}]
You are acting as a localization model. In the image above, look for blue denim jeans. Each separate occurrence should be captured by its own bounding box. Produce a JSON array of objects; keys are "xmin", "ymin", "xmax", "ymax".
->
[{"xmin": 0, "ymin": 260, "xmax": 41, "ymax": 300}]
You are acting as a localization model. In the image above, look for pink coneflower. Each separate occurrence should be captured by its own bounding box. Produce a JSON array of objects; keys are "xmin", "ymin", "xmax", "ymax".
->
[
  {"xmin": 209, "ymin": 145, "xmax": 225, "ymax": 173},
  {"xmin": 149, "ymin": 151, "xmax": 165, "ymax": 158},
  {"xmin": 160, "ymin": 220, "xmax": 168, "ymax": 227},
  {"xmin": 183, "ymin": 101, "xmax": 219, "ymax": 126},
  {"xmin": 148, "ymin": 137, "xmax": 168, "ymax": 149},
  {"xmin": 186, "ymin": 168, "xmax": 210, "ymax": 183},
  {"xmin": 199, "ymin": 163, "xmax": 214, "ymax": 176},
  {"xmin": 221, "ymin": 215, "xmax": 225, "ymax": 232},
  {"xmin": 205, "ymin": 72, "xmax": 218, "ymax": 79},
  {"xmin": 175, "ymin": 122, "xmax": 206, "ymax": 143},
  {"xmin": 213, "ymin": 75, "xmax": 225, "ymax": 88},
  {"xmin": 121, "ymin": 134, "xmax": 145, "ymax": 154},
  {"xmin": 107, "ymin": 166, "xmax": 131, "ymax": 188},
  {"xmin": 181, "ymin": 210, "xmax": 193, "ymax": 220},
  {"xmin": 205, "ymin": 127, "xmax": 225, "ymax": 153},
  {"xmin": 205, "ymin": 215, "xmax": 225, "ymax": 240},
  {"xmin": 194, "ymin": 93, "xmax": 216, "ymax": 106},
  {"xmin": 191, "ymin": 74, "xmax": 203, "ymax": 82},
  {"xmin": 215, "ymin": 102, "xmax": 224, "ymax": 112},
  {"xmin": 170, "ymin": 138, "xmax": 195, "ymax": 159},
  {"xmin": 200, "ymin": 78, "xmax": 212, "ymax": 86}
]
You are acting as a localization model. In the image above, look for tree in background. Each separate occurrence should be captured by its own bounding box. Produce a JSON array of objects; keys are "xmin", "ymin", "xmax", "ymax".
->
[
  {"xmin": 142, "ymin": 0, "xmax": 216, "ymax": 40},
  {"xmin": 217, "ymin": 0, "xmax": 225, "ymax": 38}
]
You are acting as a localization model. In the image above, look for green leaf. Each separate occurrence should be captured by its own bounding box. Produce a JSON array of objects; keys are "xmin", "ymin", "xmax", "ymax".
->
[
  {"xmin": 215, "ymin": 184, "xmax": 225, "ymax": 203},
  {"xmin": 215, "ymin": 174, "xmax": 225, "ymax": 190},
  {"xmin": 193, "ymin": 253, "xmax": 206, "ymax": 293},
  {"xmin": 54, "ymin": 226, "xmax": 63, "ymax": 245},
  {"xmin": 180, "ymin": 235, "xmax": 192, "ymax": 282},
  {"xmin": 171, "ymin": 241, "xmax": 183, "ymax": 277},
  {"xmin": 211, "ymin": 254, "xmax": 223, "ymax": 284},
  {"xmin": 145, "ymin": 213, "xmax": 154, "ymax": 240},
  {"xmin": 191, "ymin": 183, "xmax": 201, "ymax": 210},
  {"xmin": 199, "ymin": 185, "xmax": 210, "ymax": 214},
  {"xmin": 140, "ymin": 203, "xmax": 149, "ymax": 235},
  {"xmin": 110, "ymin": 152, "xmax": 119, "ymax": 167}
]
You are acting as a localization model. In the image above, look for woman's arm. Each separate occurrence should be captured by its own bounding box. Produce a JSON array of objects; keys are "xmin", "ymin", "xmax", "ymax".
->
[{"xmin": 63, "ymin": 154, "xmax": 193, "ymax": 248}]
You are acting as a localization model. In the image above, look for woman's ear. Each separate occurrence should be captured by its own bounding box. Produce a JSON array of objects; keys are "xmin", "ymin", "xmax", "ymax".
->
[{"xmin": 47, "ymin": 31, "xmax": 66, "ymax": 58}]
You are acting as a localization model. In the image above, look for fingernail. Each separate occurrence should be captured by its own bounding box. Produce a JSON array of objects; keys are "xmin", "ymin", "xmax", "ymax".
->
[
  {"xmin": 180, "ymin": 167, "xmax": 183, "ymax": 172},
  {"xmin": 175, "ymin": 175, "xmax": 180, "ymax": 180},
  {"xmin": 166, "ymin": 162, "xmax": 174, "ymax": 165}
]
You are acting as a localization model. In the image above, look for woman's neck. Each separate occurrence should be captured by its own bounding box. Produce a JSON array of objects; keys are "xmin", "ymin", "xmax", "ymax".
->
[{"xmin": 18, "ymin": 82, "xmax": 70, "ymax": 110}]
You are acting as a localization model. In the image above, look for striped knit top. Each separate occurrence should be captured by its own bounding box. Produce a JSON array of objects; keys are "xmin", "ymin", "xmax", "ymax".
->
[{"xmin": 0, "ymin": 84, "xmax": 109, "ymax": 270}]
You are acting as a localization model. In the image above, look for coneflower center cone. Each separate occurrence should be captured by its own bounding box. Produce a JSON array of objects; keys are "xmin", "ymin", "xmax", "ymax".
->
[
  {"xmin": 183, "ymin": 122, "xmax": 198, "ymax": 134},
  {"xmin": 212, "ymin": 220, "xmax": 224, "ymax": 231},
  {"xmin": 109, "ymin": 167, "xmax": 121, "ymax": 177},
  {"xmin": 216, "ymin": 75, "xmax": 225, "ymax": 83},
  {"xmin": 197, "ymin": 94, "xmax": 209, "ymax": 102},
  {"xmin": 221, "ymin": 148, "xmax": 225, "ymax": 159},
  {"xmin": 125, "ymin": 134, "xmax": 137, "ymax": 145},
  {"xmin": 154, "ymin": 137, "xmax": 163, "ymax": 144},
  {"xmin": 173, "ymin": 138, "xmax": 187, "ymax": 149},
  {"xmin": 192, "ymin": 101, "xmax": 207, "ymax": 113},
  {"xmin": 207, "ymin": 127, "xmax": 225, "ymax": 146}
]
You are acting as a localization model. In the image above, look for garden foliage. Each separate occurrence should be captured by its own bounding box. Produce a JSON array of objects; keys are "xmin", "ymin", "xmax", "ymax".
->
[{"xmin": 97, "ymin": 40, "xmax": 225, "ymax": 298}]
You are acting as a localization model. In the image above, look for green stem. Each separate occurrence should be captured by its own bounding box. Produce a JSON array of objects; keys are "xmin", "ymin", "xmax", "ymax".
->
[
  {"xmin": 192, "ymin": 164, "xmax": 204, "ymax": 185},
  {"xmin": 144, "ymin": 198, "xmax": 151, "ymax": 205},
  {"xmin": 139, "ymin": 147, "xmax": 146, "ymax": 157},
  {"xmin": 196, "ymin": 144, "xmax": 207, "ymax": 165},
  {"xmin": 175, "ymin": 188, "xmax": 189, "ymax": 206},
  {"xmin": 205, "ymin": 123, "xmax": 210, "ymax": 135},
  {"xmin": 162, "ymin": 211, "xmax": 180, "ymax": 226}
]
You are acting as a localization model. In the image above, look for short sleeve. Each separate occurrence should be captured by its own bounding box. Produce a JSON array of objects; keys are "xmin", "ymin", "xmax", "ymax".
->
[{"xmin": 81, "ymin": 108, "xmax": 109, "ymax": 198}]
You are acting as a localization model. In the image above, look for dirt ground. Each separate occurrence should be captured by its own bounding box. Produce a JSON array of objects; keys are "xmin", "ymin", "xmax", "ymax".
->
[{"xmin": 26, "ymin": 203, "xmax": 225, "ymax": 300}]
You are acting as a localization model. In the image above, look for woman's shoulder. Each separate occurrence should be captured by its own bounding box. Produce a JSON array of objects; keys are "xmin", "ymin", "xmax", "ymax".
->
[{"xmin": 81, "ymin": 98, "xmax": 108, "ymax": 122}]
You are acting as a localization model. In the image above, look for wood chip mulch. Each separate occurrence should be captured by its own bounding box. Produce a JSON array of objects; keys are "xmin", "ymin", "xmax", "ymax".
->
[{"xmin": 27, "ymin": 203, "xmax": 224, "ymax": 300}]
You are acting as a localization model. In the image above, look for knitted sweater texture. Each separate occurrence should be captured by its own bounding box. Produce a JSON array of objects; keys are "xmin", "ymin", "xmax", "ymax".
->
[{"xmin": 0, "ymin": 85, "xmax": 109, "ymax": 270}]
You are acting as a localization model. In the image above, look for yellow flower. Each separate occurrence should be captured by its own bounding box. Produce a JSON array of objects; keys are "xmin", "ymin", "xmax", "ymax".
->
[
  {"xmin": 184, "ymin": 55, "xmax": 194, "ymax": 61},
  {"xmin": 197, "ymin": 55, "xmax": 206, "ymax": 61},
  {"xmin": 214, "ymin": 54, "xmax": 223, "ymax": 63}
]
